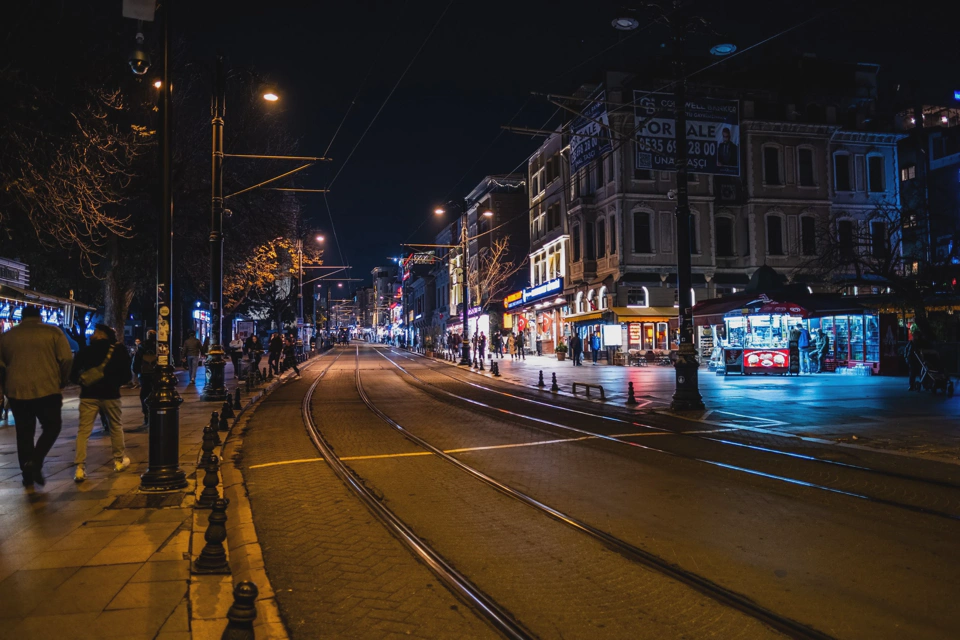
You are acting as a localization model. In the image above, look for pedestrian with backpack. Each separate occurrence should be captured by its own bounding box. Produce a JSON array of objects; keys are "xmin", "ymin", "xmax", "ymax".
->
[{"xmin": 70, "ymin": 324, "xmax": 132, "ymax": 482}]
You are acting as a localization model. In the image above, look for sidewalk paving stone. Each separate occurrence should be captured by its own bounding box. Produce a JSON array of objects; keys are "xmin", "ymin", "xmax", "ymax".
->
[{"xmin": 0, "ymin": 361, "xmax": 283, "ymax": 638}]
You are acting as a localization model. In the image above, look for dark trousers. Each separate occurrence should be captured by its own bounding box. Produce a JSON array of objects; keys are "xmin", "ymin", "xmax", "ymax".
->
[
  {"xmin": 230, "ymin": 352, "xmax": 242, "ymax": 378},
  {"xmin": 268, "ymin": 352, "xmax": 281, "ymax": 374},
  {"xmin": 573, "ymin": 349, "xmax": 582, "ymax": 365},
  {"xmin": 139, "ymin": 374, "xmax": 153, "ymax": 419},
  {"xmin": 592, "ymin": 349, "xmax": 599, "ymax": 364},
  {"xmin": 9, "ymin": 395, "xmax": 63, "ymax": 472}
]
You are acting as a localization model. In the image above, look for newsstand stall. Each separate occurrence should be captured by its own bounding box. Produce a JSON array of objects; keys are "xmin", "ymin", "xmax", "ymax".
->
[{"xmin": 694, "ymin": 295, "xmax": 893, "ymax": 376}]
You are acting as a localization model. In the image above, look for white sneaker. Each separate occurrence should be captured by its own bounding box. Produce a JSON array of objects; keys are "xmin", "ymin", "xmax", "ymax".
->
[
  {"xmin": 114, "ymin": 456, "xmax": 131, "ymax": 472},
  {"xmin": 74, "ymin": 465, "xmax": 86, "ymax": 483}
]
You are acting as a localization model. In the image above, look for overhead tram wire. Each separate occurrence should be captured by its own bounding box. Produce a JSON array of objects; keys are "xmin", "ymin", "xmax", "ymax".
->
[{"xmin": 326, "ymin": 0, "xmax": 455, "ymax": 191}]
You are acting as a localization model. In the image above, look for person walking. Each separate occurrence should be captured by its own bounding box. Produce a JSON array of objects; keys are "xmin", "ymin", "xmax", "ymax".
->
[
  {"xmin": 798, "ymin": 325, "xmax": 812, "ymax": 374},
  {"xmin": 245, "ymin": 334, "xmax": 264, "ymax": 372},
  {"xmin": 570, "ymin": 333, "xmax": 583, "ymax": 366},
  {"xmin": 905, "ymin": 326, "xmax": 928, "ymax": 391},
  {"xmin": 536, "ymin": 335, "xmax": 543, "ymax": 357},
  {"xmin": 492, "ymin": 332, "xmax": 503, "ymax": 359},
  {"xmin": 478, "ymin": 332, "xmax": 487, "ymax": 363},
  {"xmin": 282, "ymin": 337, "xmax": 301, "ymax": 377},
  {"xmin": 228, "ymin": 335, "xmax": 244, "ymax": 379},
  {"xmin": 518, "ymin": 331, "xmax": 526, "ymax": 360},
  {"xmin": 590, "ymin": 331, "xmax": 602, "ymax": 365},
  {"xmin": 182, "ymin": 330, "xmax": 203, "ymax": 384},
  {"xmin": 268, "ymin": 333, "xmax": 283, "ymax": 375},
  {"xmin": 130, "ymin": 330, "xmax": 158, "ymax": 430},
  {"xmin": 507, "ymin": 333, "xmax": 516, "ymax": 360},
  {"xmin": 69, "ymin": 325, "xmax": 132, "ymax": 482},
  {"xmin": 0, "ymin": 306, "xmax": 73, "ymax": 487}
]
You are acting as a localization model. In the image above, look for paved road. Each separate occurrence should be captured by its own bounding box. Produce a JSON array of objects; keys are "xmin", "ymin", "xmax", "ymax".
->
[
  {"xmin": 446, "ymin": 351, "xmax": 960, "ymax": 461},
  {"xmin": 243, "ymin": 344, "xmax": 960, "ymax": 639}
]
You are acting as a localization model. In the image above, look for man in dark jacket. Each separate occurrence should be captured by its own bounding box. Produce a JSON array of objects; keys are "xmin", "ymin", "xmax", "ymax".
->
[
  {"xmin": 70, "ymin": 324, "xmax": 132, "ymax": 482},
  {"xmin": 268, "ymin": 333, "xmax": 283, "ymax": 374},
  {"xmin": 182, "ymin": 330, "xmax": 203, "ymax": 384},
  {"xmin": 570, "ymin": 334, "xmax": 583, "ymax": 366},
  {"xmin": 130, "ymin": 330, "xmax": 158, "ymax": 429}
]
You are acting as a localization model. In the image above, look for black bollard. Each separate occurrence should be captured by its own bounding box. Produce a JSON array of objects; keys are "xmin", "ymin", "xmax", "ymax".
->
[
  {"xmin": 193, "ymin": 498, "xmax": 230, "ymax": 574},
  {"xmin": 234, "ymin": 388, "xmax": 242, "ymax": 411},
  {"xmin": 551, "ymin": 372, "xmax": 559, "ymax": 393},
  {"xmin": 478, "ymin": 357, "xmax": 485, "ymax": 371},
  {"xmin": 197, "ymin": 428, "xmax": 220, "ymax": 509},
  {"xmin": 222, "ymin": 581, "xmax": 259, "ymax": 640},
  {"xmin": 210, "ymin": 412, "xmax": 222, "ymax": 446},
  {"xmin": 492, "ymin": 361, "xmax": 500, "ymax": 377},
  {"xmin": 537, "ymin": 370, "xmax": 545, "ymax": 387},
  {"xmin": 221, "ymin": 399, "xmax": 234, "ymax": 420},
  {"xmin": 626, "ymin": 381, "xmax": 639, "ymax": 406},
  {"xmin": 218, "ymin": 411, "xmax": 230, "ymax": 432}
]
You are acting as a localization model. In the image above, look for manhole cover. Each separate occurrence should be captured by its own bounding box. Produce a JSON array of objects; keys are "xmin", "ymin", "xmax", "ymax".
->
[{"xmin": 107, "ymin": 493, "xmax": 186, "ymax": 509}]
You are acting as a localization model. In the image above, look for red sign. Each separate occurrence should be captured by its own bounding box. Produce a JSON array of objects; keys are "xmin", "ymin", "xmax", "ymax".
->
[
  {"xmin": 756, "ymin": 301, "xmax": 808, "ymax": 317},
  {"xmin": 742, "ymin": 348, "xmax": 789, "ymax": 372},
  {"xmin": 517, "ymin": 316, "xmax": 527, "ymax": 332}
]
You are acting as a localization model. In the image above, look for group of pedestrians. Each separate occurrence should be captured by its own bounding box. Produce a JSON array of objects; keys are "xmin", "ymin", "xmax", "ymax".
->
[{"xmin": 0, "ymin": 307, "xmax": 133, "ymax": 487}]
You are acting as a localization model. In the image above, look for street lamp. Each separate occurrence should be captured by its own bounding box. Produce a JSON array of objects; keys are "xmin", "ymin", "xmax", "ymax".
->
[
  {"xmin": 658, "ymin": 1, "xmax": 734, "ymax": 411},
  {"xmin": 135, "ymin": 0, "xmax": 186, "ymax": 492},
  {"xmin": 204, "ymin": 56, "xmax": 287, "ymax": 402}
]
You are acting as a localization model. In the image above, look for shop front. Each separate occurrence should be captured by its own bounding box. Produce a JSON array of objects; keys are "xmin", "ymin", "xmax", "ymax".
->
[
  {"xmin": 504, "ymin": 278, "xmax": 566, "ymax": 355},
  {"xmin": 0, "ymin": 280, "xmax": 94, "ymax": 337},
  {"xmin": 694, "ymin": 294, "xmax": 895, "ymax": 375}
]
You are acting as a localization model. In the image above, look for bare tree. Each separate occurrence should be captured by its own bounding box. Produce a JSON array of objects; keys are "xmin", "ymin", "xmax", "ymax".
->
[{"xmin": 468, "ymin": 235, "xmax": 525, "ymax": 311}]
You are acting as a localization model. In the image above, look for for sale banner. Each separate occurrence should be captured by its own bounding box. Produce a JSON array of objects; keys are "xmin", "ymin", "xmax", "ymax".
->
[
  {"xmin": 633, "ymin": 91, "xmax": 740, "ymax": 176},
  {"xmin": 570, "ymin": 87, "xmax": 612, "ymax": 174}
]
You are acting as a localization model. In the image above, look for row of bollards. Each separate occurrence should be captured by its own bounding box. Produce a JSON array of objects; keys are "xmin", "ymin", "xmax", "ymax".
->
[
  {"xmin": 530, "ymin": 369, "xmax": 640, "ymax": 407},
  {"xmin": 194, "ymin": 395, "xmax": 260, "ymax": 637}
]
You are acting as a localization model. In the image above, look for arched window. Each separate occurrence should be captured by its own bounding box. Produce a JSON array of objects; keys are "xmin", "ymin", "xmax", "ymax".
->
[
  {"xmin": 598, "ymin": 286, "xmax": 608, "ymax": 310},
  {"xmin": 797, "ymin": 145, "xmax": 816, "ymax": 187},
  {"xmin": 627, "ymin": 286, "xmax": 648, "ymax": 308},
  {"xmin": 765, "ymin": 212, "xmax": 786, "ymax": 256},
  {"xmin": 715, "ymin": 214, "xmax": 736, "ymax": 257},
  {"xmin": 867, "ymin": 153, "xmax": 886, "ymax": 193},
  {"xmin": 575, "ymin": 291, "xmax": 584, "ymax": 314},
  {"xmin": 586, "ymin": 289, "xmax": 596, "ymax": 311},
  {"xmin": 632, "ymin": 209, "xmax": 654, "ymax": 254},
  {"xmin": 833, "ymin": 151, "xmax": 852, "ymax": 192},
  {"xmin": 762, "ymin": 143, "xmax": 784, "ymax": 186}
]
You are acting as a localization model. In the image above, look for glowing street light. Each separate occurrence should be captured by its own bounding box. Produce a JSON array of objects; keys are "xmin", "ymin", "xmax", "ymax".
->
[
  {"xmin": 315, "ymin": 234, "xmax": 325, "ymax": 242},
  {"xmin": 262, "ymin": 91, "xmax": 279, "ymax": 102},
  {"xmin": 434, "ymin": 207, "xmax": 446, "ymax": 215},
  {"xmin": 153, "ymin": 79, "xmax": 162, "ymax": 89}
]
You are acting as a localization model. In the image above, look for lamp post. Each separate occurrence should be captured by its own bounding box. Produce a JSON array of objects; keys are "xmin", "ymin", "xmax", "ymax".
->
[
  {"xmin": 140, "ymin": 0, "xmax": 187, "ymax": 492},
  {"xmin": 669, "ymin": 4, "xmax": 704, "ymax": 411},
  {"xmin": 203, "ymin": 54, "xmax": 228, "ymax": 402}
]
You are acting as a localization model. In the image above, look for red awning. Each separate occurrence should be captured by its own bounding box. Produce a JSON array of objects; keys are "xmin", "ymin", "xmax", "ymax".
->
[{"xmin": 694, "ymin": 294, "xmax": 870, "ymax": 325}]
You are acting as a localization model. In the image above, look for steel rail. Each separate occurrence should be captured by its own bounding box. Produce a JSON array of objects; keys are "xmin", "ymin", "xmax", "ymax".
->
[
  {"xmin": 389, "ymin": 348, "xmax": 960, "ymax": 491},
  {"xmin": 301, "ymin": 346, "xmax": 534, "ymax": 640},
  {"xmin": 378, "ymin": 349, "xmax": 960, "ymax": 524},
  {"xmin": 359, "ymin": 348, "xmax": 834, "ymax": 640}
]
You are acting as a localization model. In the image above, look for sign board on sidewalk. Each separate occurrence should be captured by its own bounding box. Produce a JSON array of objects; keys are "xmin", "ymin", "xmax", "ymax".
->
[{"xmin": 633, "ymin": 91, "xmax": 740, "ymax": 176}]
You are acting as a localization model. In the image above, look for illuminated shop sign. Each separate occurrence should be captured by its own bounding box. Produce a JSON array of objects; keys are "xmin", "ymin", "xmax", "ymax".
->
[
  {"xmin": 504, "ymin": 291, "xmax": 524, "ymax": 310},
  {"xmin": 523, "ymin": 277, "xmax": 563, "ymax": 305}
]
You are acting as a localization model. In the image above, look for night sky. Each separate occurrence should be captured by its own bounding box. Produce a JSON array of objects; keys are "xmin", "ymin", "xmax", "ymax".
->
[{"xmin": 178, "ymin": 0, "xmax": 959, "ymax": 283}]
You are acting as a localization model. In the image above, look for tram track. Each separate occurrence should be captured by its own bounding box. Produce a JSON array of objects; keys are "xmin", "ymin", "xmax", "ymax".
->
[
  {"xmin": 378, "ymin": 348, "xmax": 960, "ymax": 523},
  {"xmin": 300, "ymin": 347, "xmax": 534, "ymax": 640},
  {"xmin": 324, "ymin": 346, "xmax": 832, "ymax": 640}
]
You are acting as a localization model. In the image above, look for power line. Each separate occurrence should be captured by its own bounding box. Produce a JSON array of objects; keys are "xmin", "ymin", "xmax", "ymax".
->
[{"xmin": 326, "ymin": 0, "xmax": 455, "ymax": 190}]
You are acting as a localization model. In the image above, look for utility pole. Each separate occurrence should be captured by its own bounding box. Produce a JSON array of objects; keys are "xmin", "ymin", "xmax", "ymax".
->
[
  {"xmin": 141, "ymin": 0, "xmax": 187, "ymax": 492},
  {"xmin": 670, "ymin": 0, "xmax": 705, "ymax": 411},
  {"xmin": 203, "ymin": 54, "xmax": 228, "ymax": 402},
  {"xmin": 458, "ymin": 206, "xmax": 471, "ymax": 365}
]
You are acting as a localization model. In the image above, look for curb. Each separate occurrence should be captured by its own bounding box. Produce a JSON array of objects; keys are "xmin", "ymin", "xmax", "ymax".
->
[{"xmin": 188, "ymin": 357, "xmax": 322, "ymax": 639}]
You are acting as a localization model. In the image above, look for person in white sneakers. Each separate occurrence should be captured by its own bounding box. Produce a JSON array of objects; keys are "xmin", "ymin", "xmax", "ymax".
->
[{"xmin": 69, "ymin": 324, "xmax": 132, "ymax": 482}]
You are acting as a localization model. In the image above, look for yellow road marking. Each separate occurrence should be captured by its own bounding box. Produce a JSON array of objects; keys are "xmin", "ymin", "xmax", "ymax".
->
[
  {"xmin": 340, "ymin": 451, "xmax": 433, "ymax": 461},
  {"xmin": 250, "ymin": 430, "xmax": 681, "ymax": 469},
  {"xmin": 249, "ymin": 457, "xmax": 323, "ymax": 469}
]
